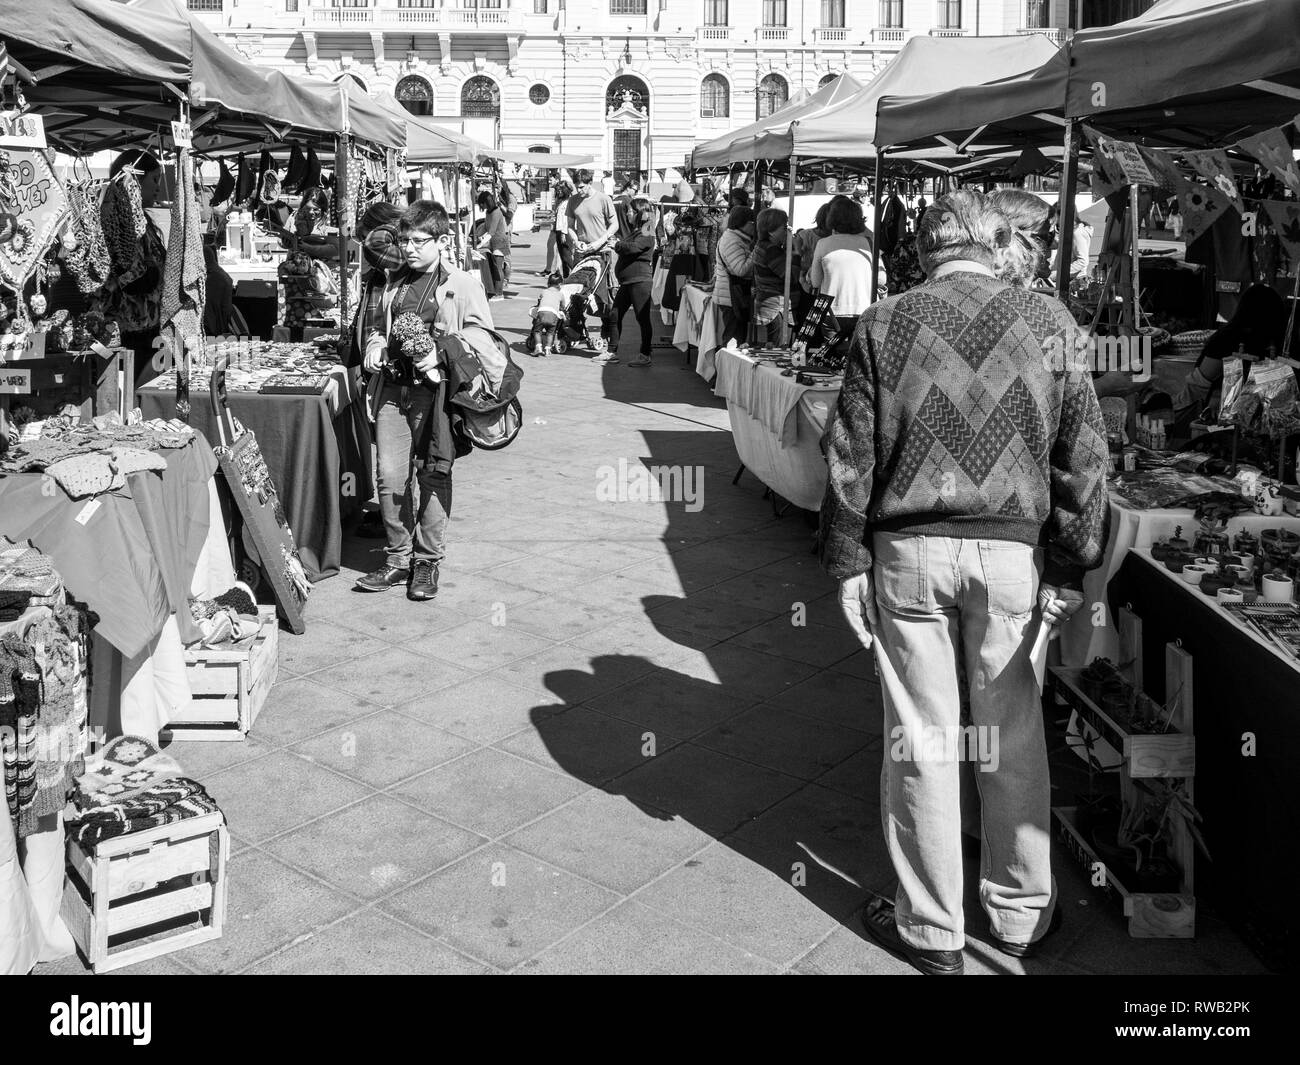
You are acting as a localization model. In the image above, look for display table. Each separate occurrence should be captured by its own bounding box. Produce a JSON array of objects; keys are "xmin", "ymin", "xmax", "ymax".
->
[
  {"xmin": 137, "ymin": 364, "xmax": 372, "ymax": 582},
  {"xmin": 1108, "ymin": 548, "xmax": 1300, "ymax": 970},
  {"xmin": 0, "ymin": 434, "xmax": 234, "ymax": 737},
  {"xmin": 712, "ymin": 347, "xmax": 839, "ymax": 512},
  {"xmin": 670, "ymin": 285, "xmax": 722, "ymax": 380},
  {"xmin": 1058, "ymin": 500, "xmax": 1300, "ymax": 667}
]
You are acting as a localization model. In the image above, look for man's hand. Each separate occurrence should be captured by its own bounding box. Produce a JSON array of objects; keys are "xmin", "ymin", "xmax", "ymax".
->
[
  {"xmin": 363, "ymin": 339, "xmax": 386, "ymax": 374},
  {"xmin": 838, "ymin": 572, "xmax": 879, "ymax": 651},
  {"xmin": 414, "ymin": 351, "xmax": 442, "ymax": 382},
  {"xmin": 1038, "ymin": 584, "xmax": 1085, "ymax": 630}
]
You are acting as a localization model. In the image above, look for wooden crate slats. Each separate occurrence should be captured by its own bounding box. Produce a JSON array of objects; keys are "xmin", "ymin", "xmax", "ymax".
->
[{"xmin": 165, "ymin": 608, "xmax": 279, "ymax": 740}]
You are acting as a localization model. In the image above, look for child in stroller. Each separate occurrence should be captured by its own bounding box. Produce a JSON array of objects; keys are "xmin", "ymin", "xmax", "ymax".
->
[
  {"xmin": 527, "ymin": 273, "xmax": 586, "ymax": 357},
  {"xmin": 557, "ymin": 252, "xmax": 615, "ymax": 356}
]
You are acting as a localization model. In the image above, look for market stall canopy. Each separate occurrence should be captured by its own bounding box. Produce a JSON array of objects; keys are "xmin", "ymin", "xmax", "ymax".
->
[
  {"xmin": 477, "ymin": 149, "xmax": 596, "ymax": 169},
  {"xmin": 752, "ymin": 35, "xmax": 1061, "ymax": 163},
  {"xmin": 0, "ymin": 0, "xmax": 404, "ymax": 151},
  {"xmin": 369, "ymin": 93, "xmax": 484, "ymax": 163},
  {"xmin": 875, "ymin": 0, "xmax": 1300, "ymax": 153},
  {"xmin": 689, "ymin": 73, "xmax": 865, "ymax": 169}
]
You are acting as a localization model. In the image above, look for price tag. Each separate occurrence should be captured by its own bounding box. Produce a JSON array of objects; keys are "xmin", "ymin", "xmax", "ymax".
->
[
  {"xmin": 74, "ymin": 499, "xmax": 102, "ymax": 526},
  {"xmin": 0, "ymin": 367, "xmax": 32, "ymax": 394},
  {"xmin": 170, "ymin": 120, "xmax": 192, "ymax": 150}
]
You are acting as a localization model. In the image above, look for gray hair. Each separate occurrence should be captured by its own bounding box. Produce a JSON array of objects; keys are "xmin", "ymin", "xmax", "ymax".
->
[
  {"xmin": 915, "ymin": 190, "xmax": 1011, "ymax": 274},
  {"xmin": 986, "ymin": 189, "xmax": 1051, "ymax": 288}
]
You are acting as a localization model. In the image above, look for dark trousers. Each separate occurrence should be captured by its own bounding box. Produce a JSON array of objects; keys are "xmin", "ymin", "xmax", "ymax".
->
[
  {"xmin": 608, "ymin": 280, "xmax": 653, "ymax": 359},
  {"xmin": 483, "ymin": 253, "xmax": 505, "ymax": 297},
  {"xmin": 719, "ymin": 303, "xmax": 750, "ymax": 346}
]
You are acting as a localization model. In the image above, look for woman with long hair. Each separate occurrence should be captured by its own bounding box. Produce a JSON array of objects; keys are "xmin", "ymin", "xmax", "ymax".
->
[
  {"xmin": 749, "ymin": 207, "xmax": 789, "ymax": 346},
  {"xmin": 548, "ymin": 179, "xmax": 573, "ymax": 276},
  {"xmin": 609, "ymin": 201, "xmax": 658, "ymax": 367},
  {"xmin": 792, "ymin": 201, "xmax": 831, "ymax": 325},
  {"xmin": 475, "ymin": 189, "xmax": 509, "ymax": 299}
]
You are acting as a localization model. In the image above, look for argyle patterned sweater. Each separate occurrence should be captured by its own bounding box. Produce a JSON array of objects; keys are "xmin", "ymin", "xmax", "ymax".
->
[{"xmin": 819, "ymin": 271, "xmax": 1110, "ymax": 589}]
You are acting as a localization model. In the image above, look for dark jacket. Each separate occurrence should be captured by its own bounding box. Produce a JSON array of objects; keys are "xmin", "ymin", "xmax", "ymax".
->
[
  {"xmin": 750, "ymin": 242, "xmax": 787, "ymax": 302},
  {"xmin": 614, "ymin": 232, "xmax": 655, "ymax": 284}
]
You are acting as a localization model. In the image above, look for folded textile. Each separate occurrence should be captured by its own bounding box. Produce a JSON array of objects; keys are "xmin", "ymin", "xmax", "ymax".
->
[
  {"xmin": 72, "ymin": 735, "xmax": 185, "ymax": 812},
  {"xmin": 68, "ymin": 779, "xmax": 219, "ymax": 846}
]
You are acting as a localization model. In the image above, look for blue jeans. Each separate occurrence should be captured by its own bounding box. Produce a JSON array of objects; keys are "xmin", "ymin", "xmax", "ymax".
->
[
  {"xmin": 870, "ymin": 532, "xmax": 1056, "ymax": 951},
  {"xmin": 375, "ymin": 381, "xmax": 452, "ymax": 569}
]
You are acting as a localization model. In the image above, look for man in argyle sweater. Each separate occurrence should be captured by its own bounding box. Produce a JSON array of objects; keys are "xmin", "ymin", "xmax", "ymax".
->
[{"xmin": 819, "ymin": 190, "xmax": 1110, "ymax": 976}]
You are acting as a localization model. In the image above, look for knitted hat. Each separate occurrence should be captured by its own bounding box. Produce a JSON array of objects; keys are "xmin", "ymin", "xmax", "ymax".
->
[
  {"xmin": 363, "ymin": 223, "xmax": 404, "ymax": 273},
  {"xmin": 235, "ymin": 153, "xmax": 255, "ymax": 205}
]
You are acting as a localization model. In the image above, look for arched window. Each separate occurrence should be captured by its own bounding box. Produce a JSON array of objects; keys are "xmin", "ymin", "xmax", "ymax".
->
[
  {"xmin": 461, "ymin": 76, "xmax": 500, "ymax": 118},
  {"xmin": 528, "ymin": 145, "xmax": 551, "ymax": 153},
  {"xmin": 335, "ymin": 72, "xmax": 368, "ymax": 93},
  {"xmin": 819, "ymin": 73, "xmax": 838, "ymax": 88},
  {"xmin": 700, "ymin": 74, "xmax": 729, "ymax": 119},
  {"xmin": 757, "ymin": 73, "xmax": 788, "ymax": 119},
  {"xmin": 606, "ymin": 75, "xmax": 650, "ymax": 115},
  {"xmin": 395, "ymin": 74, "xmax": 433, "ymax": 117}
]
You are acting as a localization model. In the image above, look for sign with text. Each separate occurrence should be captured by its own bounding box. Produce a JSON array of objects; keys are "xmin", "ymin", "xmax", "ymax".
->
[
  {"xmin": 0, "ymin": 111, "xmax": 46, "ymax": 149},
  {"xmin": 0, "ymin": 367, "xmax": 33, "ymax": 394},
  {"xmin": 0, "ymin": 329, "xmax": 45, "ymax": 363},
  {"xmin": 0, "ymin": 148, "xmax": 69, "ymax": 289}
]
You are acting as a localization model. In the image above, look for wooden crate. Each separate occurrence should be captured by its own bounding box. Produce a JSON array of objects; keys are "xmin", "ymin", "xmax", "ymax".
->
[
  {"xmin": 166, "ymin": 608, "xmax": 279, "ymax": 741},
  {"xmin": 61, "ymin": 810, "xmax": 228, "ymax": 973}
]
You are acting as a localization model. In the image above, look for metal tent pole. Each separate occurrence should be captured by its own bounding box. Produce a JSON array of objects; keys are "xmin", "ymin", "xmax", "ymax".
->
[
  {"xmin": 782, "ymin": 155, "xmax": 800, "ymax": 345},
  {"xmin": 1056, "ymin": 119, "xmax": 1080, "ymax": 303},
  {"xmin": 871, "ymin": 150, "xmax": 884, "ymax": 304}
]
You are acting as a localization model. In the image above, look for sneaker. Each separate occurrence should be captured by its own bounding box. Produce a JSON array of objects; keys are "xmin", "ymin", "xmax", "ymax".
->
[
  {"xmin": 541, "ymin": 347, "xmax": 552, "ymax": 358},
  {"xmin": 355, "ymin": 564, "xmax": 409, "ymax": 592},
  {"xmin": 629, "ymin": 354, "xmax": 652, "ymax": 367},
  {"xmin": 407, "ymin": 559, "xmax": 440, "ymax": 602},
  {"xmin": 591, "ymin": 354, "xmax": 620, "ymax": 365}
]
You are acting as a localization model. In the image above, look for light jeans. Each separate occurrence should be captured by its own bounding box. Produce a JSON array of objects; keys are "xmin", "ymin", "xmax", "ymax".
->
[
  {"xmin": 375, "ymin": 382, "xmax": 452, "ymax": 569},
  {"xmin": 871, "ymin": 532, "xmax": 1056, "ymax": 952}
]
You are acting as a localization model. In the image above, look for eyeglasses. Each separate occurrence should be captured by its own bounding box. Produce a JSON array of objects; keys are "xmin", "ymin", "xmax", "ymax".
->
[{"xmin": 400, "ymin": 235, "xmax": 437, "ymax": 248}]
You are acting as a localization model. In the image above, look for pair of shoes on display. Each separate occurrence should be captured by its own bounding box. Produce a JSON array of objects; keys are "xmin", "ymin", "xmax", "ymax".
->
[{"xmin": 354, "ymin": 561, "xmax": 439, "ymax": 602}]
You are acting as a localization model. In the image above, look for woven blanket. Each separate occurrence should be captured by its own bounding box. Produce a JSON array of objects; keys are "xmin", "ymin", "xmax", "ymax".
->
[
  {"xmin": 69, "ymin": 780, "xmax": 220, "ymax": 847},
  {"xmin": 72, "ymin": 735, "xmax": 184, "ymax": 812}
]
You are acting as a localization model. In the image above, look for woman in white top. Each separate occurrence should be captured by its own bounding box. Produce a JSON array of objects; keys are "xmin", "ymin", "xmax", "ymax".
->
[{"xmin": 809, "ymin": 196, "xmax": 875, "ymax": 335}]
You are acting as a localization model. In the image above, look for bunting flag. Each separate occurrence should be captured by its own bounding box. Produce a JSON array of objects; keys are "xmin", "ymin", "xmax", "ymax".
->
[
  {"xmin": 1084, "ymin": 125, "xmax": 1129, "ymax": 195},
  {"xmin": 1182, "ymin": 149, "xmax": 1242, "ymax": 212},
  {"xmin": 1136, "ymin": 145, "xmax": 1182, "ymax": 195},
  {"xmin": 1262, "ymin": 200, "xmax": 1300, "ymax": 263},
  {"xmin": 1236, "ymin": 123, "xmax": 1300, "ymax": 197},
  {"xmin": 1177, "ymin": 174, "xmax": 1233, "ymax": 246}
]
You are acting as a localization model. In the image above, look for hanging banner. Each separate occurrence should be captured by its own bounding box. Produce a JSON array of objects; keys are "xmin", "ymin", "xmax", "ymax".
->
[
  {"xmin": 1236, "ymin": 124, "xmax": 1300, "ymax": 197},
  {"xmin": 1084, "ymin": 126, "xmax": 1134, "ymax": 197},
  {"xmin": 1136, "ymin": 146, "xmax": 1182, "ymax": 195},
  {"xmin": 1182, "ymin": 149, "xmax": 1242, "ymax": 212},
  {"xmin": 0, "ymin": 148, "xmax": 70, "ymax": 290},
  {"xmin": 1261, "ymin": 200, "xmax": 1300, "ymax": 263},
  {"xmin": 1177, "ymin": 174, "xmax": 1233, "ymax": 246},
  {"xmin": 1088, "ymin": 128, "xmax": 1155, "ymax": 187}
]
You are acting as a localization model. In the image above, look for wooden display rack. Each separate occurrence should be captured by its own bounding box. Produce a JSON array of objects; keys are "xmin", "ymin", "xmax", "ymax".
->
[
  {"xmin": 61, "ymin": 810, "xmax": 228, "ymax": 974},
  {"xmin": 0, "ymin": 345, "xmax": 134, "ymax": 422},
  {"xmin": 164, "ymin": 607, "xmax": 279, "ymax": 741},
  {"xmin": 1050, "ymin": 608, "xmax": 1198, "ymax": 938}
]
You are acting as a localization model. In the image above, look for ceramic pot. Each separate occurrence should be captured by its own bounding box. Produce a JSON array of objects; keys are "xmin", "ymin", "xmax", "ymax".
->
[
  {"xmin": 1217, "ymin": 587, "xmax": 1245, "ymax": 604},
  {"xmin": 1262, "ymin": 573, "xmax": 1295, "ymax": 603},
  {"xmin": 1180, "ymin": 564, "xmax": 1209, "ymax": 586}
]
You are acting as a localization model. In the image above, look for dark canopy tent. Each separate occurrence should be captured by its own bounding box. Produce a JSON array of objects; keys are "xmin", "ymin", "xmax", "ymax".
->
[
  {"xmin": 0, "ymin": 0, "xmax": 406, "ymax": 152},
  {"xmin": 874, "ymin": 0, "xmax": 1300, "ymax": 155}
]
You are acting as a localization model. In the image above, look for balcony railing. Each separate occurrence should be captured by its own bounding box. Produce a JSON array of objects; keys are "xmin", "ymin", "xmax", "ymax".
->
[
  {"xmin": 872, "ymin": 26, "xmax": 906, "ymax": 42},
  {"xmin": 311, "ymin": 6, "xmax": 522, "ymax": 30},
  {"xmin": 699, "ymin": 25, "xmax": 731, "ymax": 42},
  {"xmin": 1017, "ymin": 26, "xmax": 1064, "ymax": 44},
  {"xmin": 814, "ymin": 26, "xmax": 848, "ymax": 44},
  {"xmin": 756, "ymin": 26, "xmax": 790, "ymax": 42},
  {"xmin": 929, "ymin": 26, "xmax": 968, "ymax": 36}
]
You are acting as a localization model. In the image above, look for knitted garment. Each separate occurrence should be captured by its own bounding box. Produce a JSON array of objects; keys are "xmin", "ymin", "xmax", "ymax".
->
[
  {"xmin": 819, "ymin": 271, "xmax": 1111, "ymax": 589},
  {"xmin": 159, "ymin": 153, "xmax": 206, "ymax": 366},
  {"xmin": 64, "ymin": 183, "xmax": 113, "ymax": 294},
  {"xmin": 72, "ymin": 735, "xmax": 184, "ymax": 811},
  {"xmin": 69, "ymin": 779, "xmax": 219, "ymax": 847},
  {"xmin": 99, "ymin": 180, "xmax": 142, "ymax": 275},
  {"xmin": 0, "ymin": 637, "xmax": 40, "ymax": 829}
]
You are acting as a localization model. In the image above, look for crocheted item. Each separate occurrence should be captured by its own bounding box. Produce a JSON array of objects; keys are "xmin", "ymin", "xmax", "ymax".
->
[
  {"xmin": 72, "ymin": 735, "xmax": 184, "ymax": 811},
  {"xmin": 70, "ymin": 782, "xmax": 220, "ymax": 846},
  {"xmin": 213, "ymin": 586, "xmax": 257, "ymax": 617},
  {"xmin": 63, "ymin": 183, "xmax": 113, "ymax": 294},
  {"xmin": 0, "ymin": 637, "xmax": 40, "ymax": 828},
  {"xmin": 100, "ymin": 180, "xmax": 141, "ymax": 275},
  {"xmin": 44, "ymin": 452, "xmax": 124, "ymax": 498},
  {"xmin": 159, "ymin": 153, "xmax": 206, "ymax": 368}
]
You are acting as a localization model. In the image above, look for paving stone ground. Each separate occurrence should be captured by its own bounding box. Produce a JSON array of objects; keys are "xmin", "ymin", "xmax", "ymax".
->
[{"xmin": 37, "ymin": 233, "xmax": 1266, "ymax": 975}]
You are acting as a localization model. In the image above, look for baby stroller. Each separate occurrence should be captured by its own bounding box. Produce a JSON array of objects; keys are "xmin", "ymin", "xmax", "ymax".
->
[{"xmin": 555, "ymin": 252, "xmax": 613, "ymax": 355}]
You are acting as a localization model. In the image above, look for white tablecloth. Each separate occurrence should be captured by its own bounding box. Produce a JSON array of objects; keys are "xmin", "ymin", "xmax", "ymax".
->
[
  {"xmin": 669, "ymin": 286, "xmax": 722, "ymax": 380},
  {"xmin": 713, "ymin": 347, "xmax": 839, "ymax": 511},
  {"xmin": 1059, "ymin": 500, "xmax": 1300, "ymax": 667}
]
